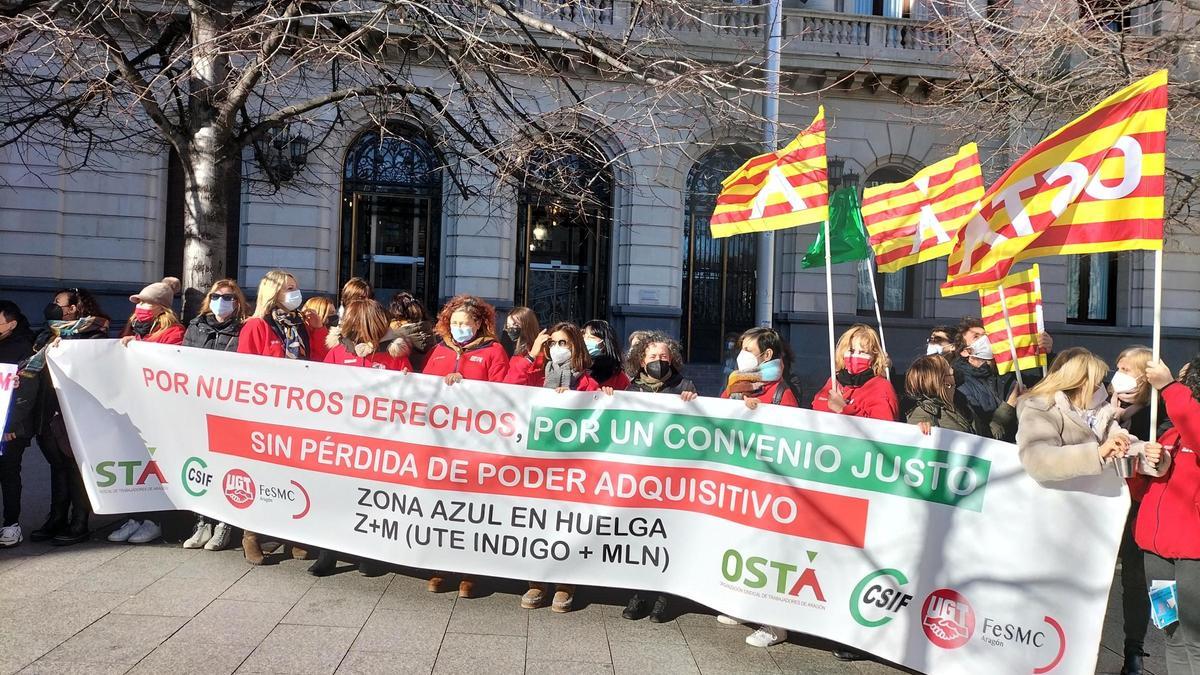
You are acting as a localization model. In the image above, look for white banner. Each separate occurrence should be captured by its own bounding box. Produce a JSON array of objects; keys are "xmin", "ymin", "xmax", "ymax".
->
[
  {"xmin": 0, "ymin": 363, "xmax": 15, "ymax": 445},
  {"xmin": 48, "ymin": 340, "xmax": 1127, "ymax": 675}
]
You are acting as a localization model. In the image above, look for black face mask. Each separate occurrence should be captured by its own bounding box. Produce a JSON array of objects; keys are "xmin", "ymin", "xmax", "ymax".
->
[
  {"xmin": 503, "ymin": 326, "xmax": 521, "ymax": 341},
  {"xmin": 644, "ymin": 360, "xmax": 674, "ymax": 382},
  {"xmin": 44, "ymin": 303, "xmax": 64, "ymax": 322},
  {"xmin": 130, "ymin": 318, "xmax": 154, "ymax": 337},
  {"xmin": 499, "ymin": 331, "xmax": 517, "ymax": 357}
]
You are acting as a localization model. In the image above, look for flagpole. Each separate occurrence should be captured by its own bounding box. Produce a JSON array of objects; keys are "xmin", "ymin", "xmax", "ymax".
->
[
  {"xmin": 1150, "ymin": 248, "xmax": 1164, "ymax": 444},
  {"xmin": 823, "ymin": 219, "xmax": 837, "ymax": 388},
  {"xmin": 755, "ymin": 0, "xmax": 783, "ymax": 327},
  {"xmin": 866, "ymin": 256, "xmax": 890, "ymax": 380},
  {"xmin": 996, "ymin": 282, "xmax": 1026, "ymax": 389}
]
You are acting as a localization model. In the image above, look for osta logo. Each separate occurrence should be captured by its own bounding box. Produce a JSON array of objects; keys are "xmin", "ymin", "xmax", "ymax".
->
[
  {"xmin": 95, "ymin": 448, "xmax": 166, "ymax": 488},
  {"xmin": 850, "ymin": 568, "xmax": 914, "ymax": 628},
  {"xmin": 720, "ymin": 548, "xmax": 825, "ymax": 604},
  {"xmin": 922, "ymin": 588, "xmax": 975, "ymax": 649},
  {"xmin": 223, "ymin": 469, "xmax": 256, "ymax": 509}
]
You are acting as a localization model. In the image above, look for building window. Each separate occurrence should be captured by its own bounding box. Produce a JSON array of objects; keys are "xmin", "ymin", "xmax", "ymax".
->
[
  {"xmin": 1067, "ymin": 253, "xmax": 1118, "ymax": 325},
  {"xmin": 843, "ymin": 0, "xmax": 908, "ymax": 18},
  {"xmin": 856, "ymin": 165, "xmax": 916, "ymax": 317}
]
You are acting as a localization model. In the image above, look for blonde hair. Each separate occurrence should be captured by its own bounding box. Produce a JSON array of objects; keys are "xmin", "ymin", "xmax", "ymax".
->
[
  {"xmin": 1116, "ymin": 345, "xmax": 1153, "ymax": 406},
  {"xmin": 199, "ymin": 279, "xmax": 250, "ymax": 321},
  {"xmin": 834, "ymin": 323, "xmax": 888, "ymax": 378},
  {"xmin": 1024, "ymin": 347, "xmax": 1109, "ymax": 409},
  {"xmin": 302, "ymin": 296, "xmax": 336, "ymax": 327},
  {"xmin": 340, "ymin": 300, "xmax": 391, "ymax": 352},
  {"xmin": 253, "ymin": 269, "xmax": 296, "ymax": 318}
]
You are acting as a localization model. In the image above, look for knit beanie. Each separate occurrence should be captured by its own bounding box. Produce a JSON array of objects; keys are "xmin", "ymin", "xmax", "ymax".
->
[{"xmin": 130, "ymin": 277, "xmax": 181, "ymax": 308}]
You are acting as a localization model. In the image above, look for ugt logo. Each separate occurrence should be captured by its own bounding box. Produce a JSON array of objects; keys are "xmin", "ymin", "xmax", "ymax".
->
[
  {"xmin": 95, "ymin": 448, "xmax": 167, "ymax": 488},
  {"xmin": 922, "ymin": 588, "xmax": 976, "ymax": 650},
  {"xmin": 223, "ymin": 469, "xmax": 256, "ymax": 509}
]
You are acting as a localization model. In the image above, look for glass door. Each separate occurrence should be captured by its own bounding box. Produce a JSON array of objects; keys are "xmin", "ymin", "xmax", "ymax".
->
[
  {"xmin": 515, "ymin": 200, "xmax": 609, "ymax": 325},
  {"xmin": 349, "ymin": 193, "xmax": 437, "ymax": 304}
]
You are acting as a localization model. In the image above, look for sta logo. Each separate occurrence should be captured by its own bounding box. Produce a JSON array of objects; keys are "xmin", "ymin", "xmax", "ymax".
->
[
  {"xmin": 223, "ymin": 469, "xmax": 256, "ymax": 509},
  {"xmin": 720, "ymin": 548, "xmax": 825, "ymax": 605},
  {"xmin": 922, "ymin": 589, "xmax": 975, "ymax": 649},
  {"xmin": 181, "ymin": 457, "xmax": 213, "ymax": 497},
  {"xmin": 95, "ymin": 448, "xmax": 166, "ymax": 488},
  {"xmin": 850, "ymin": 568, "xmax": 914, "ymax": 628}
]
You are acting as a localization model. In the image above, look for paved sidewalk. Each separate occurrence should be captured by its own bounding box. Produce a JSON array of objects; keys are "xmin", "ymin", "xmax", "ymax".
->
[{"xmin": 0, "ymin": 456, "xmax": 1170, "ymax": 674}]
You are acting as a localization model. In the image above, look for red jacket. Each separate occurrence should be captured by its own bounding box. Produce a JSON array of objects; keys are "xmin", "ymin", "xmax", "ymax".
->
[
  {"xmin": 421, "ymin": 339, "xmax": 509, "ymax": 382},
  {"xmin": 323, "ymin": 344, "xmax": 411, "ymax": 371},
  {"xmin": 812, "ymin": 375, "xmax": 898, "ymax": 421},
  {"xmin": 1136, "ymin": 382, "xmax": 1200, "ymax": 559},
  {"xmin": 136, "ymin": 324, "xmax": 184, "ymax": 345},
  {"xmin": 596, "ymin": 370, "xmax": 630, "ymax": 391},
  {"xmin": 721, "ymin": 379, "xmax": 798, "ymax": 407},
  {"xmin": 237, "ymin": 317, "xmax": 328, "ymax": 361},
  {"xmin": 504, "ymin": 353, "xmax": 546, "ymax": 387}
]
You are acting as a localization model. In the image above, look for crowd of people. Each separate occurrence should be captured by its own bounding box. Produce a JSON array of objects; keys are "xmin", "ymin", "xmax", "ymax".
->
[{"xmin": 1, "ymin": 269, "xmax": 1198, "ymax": 673}]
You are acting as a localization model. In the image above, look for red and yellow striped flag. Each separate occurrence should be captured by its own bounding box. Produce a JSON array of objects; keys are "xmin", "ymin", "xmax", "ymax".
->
[
  {"xmin": 861, "ymin": 144, "xmax": 985, "ymax": 273},
  {"xmin": 710, "ymin": 107, "xmax": 828, "ymax": 238},
  {"xmin": 942, "ymin": 70, "xmax": 1167, "ymax": 296},
  {"xmin": 979, "ymin": 265, "xmax": 1047, "ymax": 376}
]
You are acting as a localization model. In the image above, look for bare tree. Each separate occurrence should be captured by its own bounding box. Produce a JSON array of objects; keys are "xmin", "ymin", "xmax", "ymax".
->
[
  {"xmin": 0, "ymin": 0, "xmax": 799, "ymax": 311},
  {"xmin": 919, "ymin": 0, "xmax": 1197, "ymax": 237}
]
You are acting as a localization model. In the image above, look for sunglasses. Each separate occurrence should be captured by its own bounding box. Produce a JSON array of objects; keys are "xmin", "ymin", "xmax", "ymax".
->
[{"xmin": 211, "ymin": 294, "xmax": 237, "ymax": 301}]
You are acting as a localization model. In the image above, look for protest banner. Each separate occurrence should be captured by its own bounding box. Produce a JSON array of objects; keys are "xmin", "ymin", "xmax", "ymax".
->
[
  {"xmin": 0, "ymin": 363, "xmax": 16, "ymax": 449},
  {"xmin": 48, "ymin": 340, "xmax": 1127, "ymax": 675}
]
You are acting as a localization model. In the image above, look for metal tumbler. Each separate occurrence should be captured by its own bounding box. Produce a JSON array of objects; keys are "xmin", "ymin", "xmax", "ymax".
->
[{"xmin": 1114, "ymin": 455, "xmax": 1137, "ymax": 478}]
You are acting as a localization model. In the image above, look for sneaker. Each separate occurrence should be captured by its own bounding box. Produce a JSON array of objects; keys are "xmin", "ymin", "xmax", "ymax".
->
[
  {"xmin": 716, "ymin": 614, "xmax": 742, "ymax": 626},
  {"xmin": 127, "ymin": 520, "xmax": 162, "ymax": 544},
  {"xmin": 183, "ymin": 521, "xmax": 212, "ymax": 549},
  {"xmin": 205, "ymin": 523, "xmax": 233, "ymax": 551},
  {"xmin": 0, "ymin": 524, "xmax": 22, "ymax": 548},
  {"xmin": 108, "ymin": 519, "xmax": 142, "ymax": 543},
  {"xmin": 746, "ymin": 625, "xmax": 786, "ymax": 648}
]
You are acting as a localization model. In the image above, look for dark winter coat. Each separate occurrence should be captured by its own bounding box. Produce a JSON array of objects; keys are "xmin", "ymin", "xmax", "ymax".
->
[
  {"xmin": 907, "ymin": 392, "xmax": 1016, "ymax": 441},
  {"xmin": 184, "ymin": 314, "xmax": 243, "ymax": 352}
]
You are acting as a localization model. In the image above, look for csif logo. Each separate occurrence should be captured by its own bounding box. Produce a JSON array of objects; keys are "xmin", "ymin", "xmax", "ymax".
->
[
  {"xmin": 922, "ymin": 589, "xmax": 976, "ymax": 650},
  {"xmin": 223, "ymin": 469, "xmax": 256, "ymax": 509},
  {"xmin": 95, "ymin": 448, "xmax": 167, "ymax": 488},
  {"xmin": 181, "ymin": 456, "xmax": 213, "ymax": 497},
  {"xmin": 720, "ymin": 548, "xmax": 825, "ymax": 605},
  {"xmin": 850, "ymin": 568, "xmax": 914, "ymax": 628}
]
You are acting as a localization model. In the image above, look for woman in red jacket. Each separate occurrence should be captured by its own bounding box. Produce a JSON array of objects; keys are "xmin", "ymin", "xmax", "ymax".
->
[
  {"xmin": 583, "ymin": 319, "xmax": 629, "ymax": 391},
  {"xmin": 721, "ymin": 327, "xmax": 798, "ymax": 409},
  {"xmin": 1139, "ymin": 357, "xmax": 1199, "ymax": 674},
  {"xmin": 109, "ymin": 277, "xmax": 186, "ymax": 546},
  {"xmin": 812, "ymin": 323, "xmax": 897, "ymax": 421},
  {"xmin": 236, "ymin": 269, "xmax": 326, "ymax": 564},
  {"xmin": 422, "ymin": 294, "xmax": 508, "ymax": 598},
  {"xmin": 501, "ymin": 306, "xmax": 547, "ymax": 386}
]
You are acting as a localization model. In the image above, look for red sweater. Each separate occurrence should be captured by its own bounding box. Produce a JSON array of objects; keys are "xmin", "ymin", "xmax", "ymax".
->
[
  {"xmin": 1136, "ymin": 382, "xmax": 1200, "ymax": 559},
  {"xmin": 323, "ymin": 344, "xmax": 411, "ymax": 371},
  {"xmin": 812, "ymin": 375, "xmax": 898, "ymax": 421},
  {"xmin": 421, "ymin": 340, "xmax": 509, "ymax": 382},
  {"xmin": 237, "ymin": 317, "xmax": 328, "ymax": 361},
  {"xmin": 136, "ymin": 324, "xmax": 184, "ymax": 345},
  {"xmin": 596, "ymin": 371, "xmax": 630, "ymax": 391},
  {"xmin": 504, "ymin": 353, "xmax": 546, "ymax": 387},
  {"xmin": 721, "ymin": 379, "xmax": 798, "ymax": 407}
]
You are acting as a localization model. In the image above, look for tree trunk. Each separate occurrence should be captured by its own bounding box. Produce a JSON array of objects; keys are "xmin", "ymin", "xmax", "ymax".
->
[{"xmin": 180, "ymin": 131, "xmax": 233, "ymax": 320}]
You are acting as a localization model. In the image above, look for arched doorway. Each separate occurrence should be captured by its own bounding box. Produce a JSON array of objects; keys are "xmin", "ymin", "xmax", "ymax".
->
[
  {"xmin": 681, "ymin": 146, "xmax": 757, "ymax": 363},
  {"xmin": 857, "ymin": 165, "xmax": 916, "ymax": 317},
  {"xmin": 514, "ymin": 142, "xmax": 613, "ymax": 325},
  {"xmin": 340, "ymin": 126, "xmax": 441, "ymax": 309}
]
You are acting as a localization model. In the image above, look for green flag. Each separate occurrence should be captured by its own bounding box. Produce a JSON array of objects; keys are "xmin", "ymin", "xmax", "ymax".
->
[{"xmin": 801, "ymin": 187, "xmax": 871, "ymax": 268}]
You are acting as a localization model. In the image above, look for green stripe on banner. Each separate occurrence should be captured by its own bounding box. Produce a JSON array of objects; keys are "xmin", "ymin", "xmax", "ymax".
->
[{"xmin": 526, "ymin": 407, "xmax": 990, "ymax": 511}]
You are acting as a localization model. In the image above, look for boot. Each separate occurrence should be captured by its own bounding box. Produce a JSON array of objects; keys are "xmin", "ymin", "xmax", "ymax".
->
[
  {"xmin": 622, "ymin": 593, "xmax": 649, "ymax": 620},
  {"xmin": 307, "ymin": 550, "xmax": 337, "ymax": 577},
  {"xmin": 30, "ymin": 512, "xmax": 67, "ymax": 542},
  {"xmin": 458, "ymin": 577, "xmax": 475, "ymax": 599},
  {"xmin": 243, "ymin": 531, "xmax": 264, "ymax": 565},
  {"xmin": 51, "ymin": 489, "xmax": 89, "ymax": 546},
  {"xmin": 427, "ymin": 575, "xmax": 446, "ymax": 593},
  {"xmin": 358, "ymin": 559, "xmax": 386, "ymax": 577},
  {"xmin": 1121, "ymin": 650, "xmax": 1145, "ymax": 675},
  {"xmin": 522, "ymin": 583, "xmax": 547, "ymax": 609},
  {"xmin": 290, "ymin": 544, "xmax": 311, "ymax": 560},
  {"xmin": 648, "ymin": 594, "xmax": 668, "ymax": 622}
]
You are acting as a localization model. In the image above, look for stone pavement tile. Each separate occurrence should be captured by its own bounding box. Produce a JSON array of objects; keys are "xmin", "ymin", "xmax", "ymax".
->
[
  {"xmin": 165, "ymin": 549, "xmax": 254, "ymax": 581},
  {"xmin": 127, "ymin": 637, "xmax": 255, "ymax": 675},
  {"xmin": 688, "ymin": 643, "xmax": 783, "ymax": 675},
  {"xmin": 609, "ymin": 641, "xmax": 700, "ymax": 675},
  {"xmin": 111, "ymin": 574, "xmax": 237, "ymax": 617},
  {"xmin": 852, "ymin": 659, "xmax": 911, "ymax": 675},
  {"xmin": 525, "ymin": 661, "xmax": 614, "ymax": 675},
  {"xmin": 281, "ymin": 584, "xmax": 383, "ymax": 628},
  {"xmin": 336, "ymin": 650, "xmax": 436, "ymax": 675},
  {"xmin": 0, "ymin": 590, "xmax": 127, "ymax": 642},
  {"xmin": 770, "ymin": 644, "xmax": 860, "ymax": 675},
  {"xmin": 0, "ymin": 636, "xmax": 64, "ymax": 675},
  {"xmin": 526, "ymin": 623, "xmax": 610, "ymax": 664},
  {"xmin": 220, "ymin": 564, "xmax": 316, "ymax": 604},
  {"xmin": 679, "ymin": 623, "xmax": 759, "ymax": 651},
  {"xmin": 170, "ymin": 598, "xmax": 293, "ymax": 646},
  {"xmin": 602, "ymin": 613, "xmax": 687, "ymax": 645},
  {"xmin": 237, "ymin": 624, "xmax": 358, "ymax": 674},
  {"xmin": 18, "ymin": 657, "xmax": 132, "ymax": 674},
  {"xmin": 376, "ymin": 574, "xmax": 460, "ymax": 613},
  {"xmin": 60, "ymin": 547, "xmax": 190, "ymax": 596},
  {"xmin": 674, "ymin": 610, "xmax": 737, "ymax": 628},
  {"xmin": 351, "ymin": 609, "xmax": 450, "ymax": 654},
  {"xmin": 432, "ymin": 633, "xmax": 525, "ymax": 675},
  {"xmin": 527, "ymin": 605, "xmax": 604, "ymax": 629},
  {"xmin": 446, "ymin": 593, "xmax": 529, "ymax": 637},
  {"xmin": 42, "ymin": 614, "xmax": 189, "ymax": 665},
  {"xmin": 315, "ymin": 567, "xmax": 394, "ymax": 591}
]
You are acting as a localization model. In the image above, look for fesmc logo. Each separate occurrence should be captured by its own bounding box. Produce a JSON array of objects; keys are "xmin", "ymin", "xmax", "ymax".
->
[
  {"xmin": 850, "ymin": 568, "xmax": 914, "ymax": 628},
  {"xmin": 95, "ymin": 448, "xmax": 166, "ymax": 489},
  {"xmin": 721, "ymin": 548, "xmax": 825, "ymax": 604},
  {"xmin": 222, "ymin": 469, "xmax": 311, "ymax": 519},
  {"xmin": 921, "ymin": 588, "xmax": 1067, "ymax": 673}
]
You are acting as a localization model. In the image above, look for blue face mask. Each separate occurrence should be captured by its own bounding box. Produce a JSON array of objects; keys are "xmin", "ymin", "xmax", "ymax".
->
[
  {"xmin": 451, "ymin": 326, "xmax": 475, "ymax": 344},
  {"xmin": 758, "ymin": 359, "xmax": 782, "ymax": 382},
  {"xmin": 210, "ymin": 298, "xmax": 235, "ymax": 320},
  {"xmin": 585, "ymin": 339, "xmax": 602, "ymax": 357}
]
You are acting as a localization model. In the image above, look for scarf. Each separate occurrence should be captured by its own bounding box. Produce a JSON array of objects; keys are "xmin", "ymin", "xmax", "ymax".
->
[
  {"xmin": 953, "ymin": 359, "xmax": 1001, "ymax": 415},
  {"xmin": 835, "ymin": 367, "xmax": 874, "ymax": 389},
  {"xmin": 544, "ymin": 359, "xmax": 581, "ymax": 390},
  {"xmin": 269, "ymin": 309, "xmax": 309, "ymax": 360},
  {"xmin": 632, "ymin": 371, "xmax": 668, "ymax": 393},
  {"xmin": 23, "ymin": 316, "xmax": 110, "ymax": 375},
  {"xmin": 725, "ymin": 359, "xmax": 783, "ymax": 400}
]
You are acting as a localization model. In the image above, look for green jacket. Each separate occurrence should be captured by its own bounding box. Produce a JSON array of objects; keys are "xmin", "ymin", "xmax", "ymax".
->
[{"xmin": 907, "ymin": 392, "xmax": 1017, "ymax": 442}]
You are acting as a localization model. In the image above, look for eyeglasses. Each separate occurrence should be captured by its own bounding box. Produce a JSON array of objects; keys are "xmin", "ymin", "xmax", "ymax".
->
[
  {"xmin": 550, "ymin": 339, "xmax": 570, "ymax": 348},
  {"xmin": 211, "ymin": 294, "xmax": 236, "ymax": 301}
]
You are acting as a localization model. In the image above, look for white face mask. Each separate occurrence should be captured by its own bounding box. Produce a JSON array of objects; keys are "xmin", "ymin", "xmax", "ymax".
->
[
  {"xmin": 1111, "ymin": 372, "xmax": 1140, "ymax": 395},
  {"xmin": 281, "ymin": 289, "xmax": 303, "ymax": 311},
  {"xmin": 736, "ymin": 350, "xmax": 760, "ymax": 372},
  {"xmin": 549, "ymin": 345, "xmax": 572, "ymax": 366},
  {"xmin": 969, "ymin": 335, "xmax": 994, "ymax": 362},
  {"xmin": 925, "ymin": 343, "xmax": 944, "ymax": 356},
  {"xmin": 211, "ymin": 298, "xmax": 235, "ymax": 321}
]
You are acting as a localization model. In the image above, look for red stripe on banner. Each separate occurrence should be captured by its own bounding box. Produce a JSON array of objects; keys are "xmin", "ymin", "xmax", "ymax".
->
[
  {"xmin": 862, "ymin": 155, "xmax": 983, "ymax": 205},
  {"xmin": 711, "ymin": 191, "xmax": 830, "ymax": 225},
  {"xmin": 206, "ymin": 415, "xmax": 871, "ymax": 548},
  {"xmin": 863, "ymin": 179, "xmax": 983, "ymax": 226},
  {"xmin": 868, "ymin": 201, "xmax": 978, "ymax": 248},
  {"xmin": 718, "ymin": 165, "xmax": 828, "ymax": 201},
  {"xmin": 727, "ymin": 144, "xmax": 827, "ymax": 186},
  {"xmin": 981, "ymin": 298, "xmax": 1039, "ymax": 318},
  {"xmin": 1017, "ymin": 219, "xmax": 1164, "ymax": 248}
]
